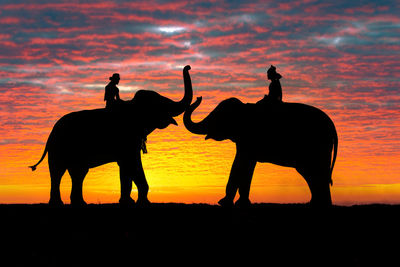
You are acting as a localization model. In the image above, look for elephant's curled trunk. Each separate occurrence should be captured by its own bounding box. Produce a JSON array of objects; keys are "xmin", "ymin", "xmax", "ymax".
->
[
  {"xmin": 169, "ymin": 65, "xmax": 193, "ymax": 117},
  {"xmin": 183, "ymin": 96, "xmax": 209, "ymax": 135}
]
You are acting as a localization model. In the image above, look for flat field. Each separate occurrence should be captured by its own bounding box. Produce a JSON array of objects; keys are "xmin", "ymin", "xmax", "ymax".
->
[{"xmin": 1, "ymin": 203, "xmax": 399, "ymax": 266}]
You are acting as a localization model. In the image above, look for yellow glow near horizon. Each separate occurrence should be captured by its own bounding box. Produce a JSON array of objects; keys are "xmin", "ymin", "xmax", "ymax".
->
[{"xmin": 2, "ymin": 114, "xmax": 400, "ymax": 205}]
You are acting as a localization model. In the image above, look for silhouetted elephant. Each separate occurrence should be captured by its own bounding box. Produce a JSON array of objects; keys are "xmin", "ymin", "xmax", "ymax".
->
[
  {"xmin": 184, "ymin": 92, "xmax": 338, "ymax": 207},
  {"xmin": 30, "ymin": 66, "xmax": 193, "ymax": 206}
]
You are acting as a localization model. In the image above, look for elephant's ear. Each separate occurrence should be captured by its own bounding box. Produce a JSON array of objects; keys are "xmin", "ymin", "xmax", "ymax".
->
[
  {"xmin": 227, "ymin": 102, "xmax": 253, "ymax": 142},
  {"xmin": 224, "ymin": 109, "xmax": 243, "ymax": 142},
  {"xmin": 206, "ymin": 98, "xmax": 244, "ymax": 142}
]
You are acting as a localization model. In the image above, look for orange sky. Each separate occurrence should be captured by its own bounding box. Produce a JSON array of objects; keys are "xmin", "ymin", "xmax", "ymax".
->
[
  {"xmin": 1, "ymin": 0, "xmax": 399, "ymax": 205},
  {"xmin": 1, "ymin": 91, "xmax": 399, "ymax": 205}
]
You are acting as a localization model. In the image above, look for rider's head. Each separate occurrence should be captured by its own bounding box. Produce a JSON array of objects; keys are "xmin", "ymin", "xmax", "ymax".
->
[
  {"xmin": 267, "ymin": 65, "xmax": 282, "ymax": 80},
  {"xmin": 109, "ymin": 73, "xmax": 120, "ymax": 84}
]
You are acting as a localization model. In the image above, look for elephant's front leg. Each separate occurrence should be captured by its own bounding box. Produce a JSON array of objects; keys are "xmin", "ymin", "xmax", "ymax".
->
[
  {"xmin": 218, "ymin": 152, "xmax": 256, "ymax": 207},
  {"xmin": 131, "ymin": 154, "xmax": 150, "ymax": 206},
  {"xmin": 118, "ymin": 161, "xmax": 135, "ymax": 206}
]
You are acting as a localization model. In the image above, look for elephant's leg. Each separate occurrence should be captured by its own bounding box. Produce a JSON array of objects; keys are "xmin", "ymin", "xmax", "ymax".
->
[
  {"xmin": 131, "ymin": 155, "xmax": 150, "ymax": 206},
  {"xmin": 118, "ymin": 162, "xmax": 135, "ymax": 206},
  {"xmin": 236, "ymin": 159, "xmax": 257, "ymax": 206},
  {"xmin": 296, "ymin": 166, "xmax": 332, "ymax": 207},
  {"xmin": 309, "ymin": 176, "xmax": 332, "ymax": 207},
  {"xmin": 312, "ymin": 179, "xmax": 332, "ymax": 207},
  {"xmin": 68, "ymin": 167, "xmax": 88, "ymax": 206},
  {"xmin": 48, "ymin": 159, "xmax": 66, "ymax": 206},
  {"xmin": 218, "ymin": 152, "xmax": 256, "ymax": 207}
]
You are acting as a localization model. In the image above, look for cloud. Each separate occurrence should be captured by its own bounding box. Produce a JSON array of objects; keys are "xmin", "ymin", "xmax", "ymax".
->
[
  {"xmin": 157, "ymin": 26, "xmax": 186, "ymax": 34},
  {"xmin": 0, "ymin": 0, "xmax": 399, "ymax": 187}
]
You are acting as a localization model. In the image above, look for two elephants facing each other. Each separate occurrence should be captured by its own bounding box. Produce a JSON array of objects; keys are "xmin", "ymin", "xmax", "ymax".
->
[
  {"xmin": 184, "ymin": 83, "xmax": 338, "ymax": 207},
  {"xmin": 30, "ymin": 65, "xmax": 193, "ymax": 206},
  {"xmin": 30, "ymin": 65, "xmax": 338, "ymax": 208}
]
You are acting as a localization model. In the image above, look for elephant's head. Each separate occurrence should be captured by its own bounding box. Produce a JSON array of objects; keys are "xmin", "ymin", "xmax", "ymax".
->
[
  {"xmin": 130, "ymin": 65, "xmax": 193, "ymax": 133},
  {"xmin": 184, "ymin": 96, "xmax": 243, "ymax": 142}
]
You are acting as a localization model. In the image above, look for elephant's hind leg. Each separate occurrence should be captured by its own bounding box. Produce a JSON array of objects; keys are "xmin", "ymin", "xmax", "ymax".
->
[
  {"xmin": 296, "ymin": 167, "xmax": 332, "ymax": 207},
  {"xmin": 48, "ymin": 159, "xmax": 66, "ymax": 206},
  {"xmin": 309, "ymin": 177, "xmax": 332, "ymax": 207},
  {"xmin": 68, "ymin": 167, "xmax": 88, "ymax": 206}
]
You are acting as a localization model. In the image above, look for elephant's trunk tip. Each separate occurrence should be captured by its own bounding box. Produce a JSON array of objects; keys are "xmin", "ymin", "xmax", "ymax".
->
[{"xmin": 29, "ymin": 165, "xmax": 37, "ymax": 171}]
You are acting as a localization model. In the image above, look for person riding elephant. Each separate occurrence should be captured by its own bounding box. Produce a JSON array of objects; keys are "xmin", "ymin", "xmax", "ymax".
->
[
  {"xmin": 257, "ymin": 65, "xmax": 283, "ymax": 104},
  {"xmin": 104, "ymin": 73, "xmax": 122, "ymax": 109}
]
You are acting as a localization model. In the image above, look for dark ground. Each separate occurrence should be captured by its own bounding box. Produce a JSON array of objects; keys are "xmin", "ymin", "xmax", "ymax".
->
[{"xmin": 1, "ymin": 203, "xmax": 399, "ymax": 266}]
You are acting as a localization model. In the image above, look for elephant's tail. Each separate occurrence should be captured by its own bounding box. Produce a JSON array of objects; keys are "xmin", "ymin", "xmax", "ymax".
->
[
  {"xmin": 329, "ymin": 125, "xmax": 338, "ymax": 186},
  {"xmin": 29, "ymin": 141, "xmax": 48, "ymax": 171}
]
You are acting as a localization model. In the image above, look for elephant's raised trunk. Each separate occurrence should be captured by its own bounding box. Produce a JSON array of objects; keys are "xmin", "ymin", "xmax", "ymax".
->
[
  {"xmin": 183, "ymin": 96, "xmax": 209, "ymax": 135},
  {"xmin": 170, "ymin": 65, "xmax": 193, "ymax": 117}
]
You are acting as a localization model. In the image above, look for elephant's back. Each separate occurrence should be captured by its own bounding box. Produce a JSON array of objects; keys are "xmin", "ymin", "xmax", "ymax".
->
[
  {"xmin": 241, "ymin": 102, "xmax": 337, "ymax": 164},
  {"xmin": 57, "ymin": 108, "xmax": 108, "ymax": 123},
  {"xmin": 284, "ymin": 102, "xmax": 328, "ymax": 117},
  {"xmin": 52, "ymin": 109, "xmax": 112, "ymax": 136},
  {"xmin": 250, "ymin": 102, "xmax": 336, "ymax": 144},
  {"xmin": 280, "ymin": 102, "xmax": 336, "ymax": 144},
  {"xmin": 48, "ymin": 108, "xmax": 141, "ymax": 153},
  {"xmin": 276, "ymin": 102, "xmax": 334, "ymax": 127}
]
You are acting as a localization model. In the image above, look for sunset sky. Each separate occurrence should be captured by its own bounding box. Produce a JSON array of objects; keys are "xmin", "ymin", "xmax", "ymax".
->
[{"xmin": 0, "ymin": 0, "xmax": 399, "ymax": 205}]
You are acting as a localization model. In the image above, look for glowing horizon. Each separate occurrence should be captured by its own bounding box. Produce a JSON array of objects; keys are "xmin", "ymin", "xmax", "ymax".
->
[{"xmin": 1, "ymin": 0, "xmax": 399, "ymax": 205}]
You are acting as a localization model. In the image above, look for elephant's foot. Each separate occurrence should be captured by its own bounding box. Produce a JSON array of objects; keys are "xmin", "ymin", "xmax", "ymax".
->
[
  {"xmin": 309, "ymin": 198, "xmax": 332, "ymax": 208},
  {"xmin": 70, "ymin": 199, "xmax": 88, "ymax": 207},
  {"xmin": 48, "ymin": 198, "xmax": 64, "ymax": 207},
  {"xmin": 119, "ymin": 197, "xmax": 136, "ymax": 207},
  {"xmin": 235, "ymin": 197, "xmax": 251, "ymax": 208},
  {"xmin": 309, "ymin": 190, "xmax": 332, "ymax": 208},
  {"xmin": 136, "ymin": 197, "xmax": 151, "ymax": 207},
  {"xmin": 218, "ymin": 197, "xmax": 234, "ymax": 208}
]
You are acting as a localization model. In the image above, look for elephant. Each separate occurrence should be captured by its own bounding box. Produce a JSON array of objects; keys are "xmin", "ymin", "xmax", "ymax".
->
[
  {"xmin": 30, "ymin": 65, "xmax": 193, "ymax": 206},
  {"xmin": 183, "ymin": 82, "xmax": 338, "ymax": 207}
]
